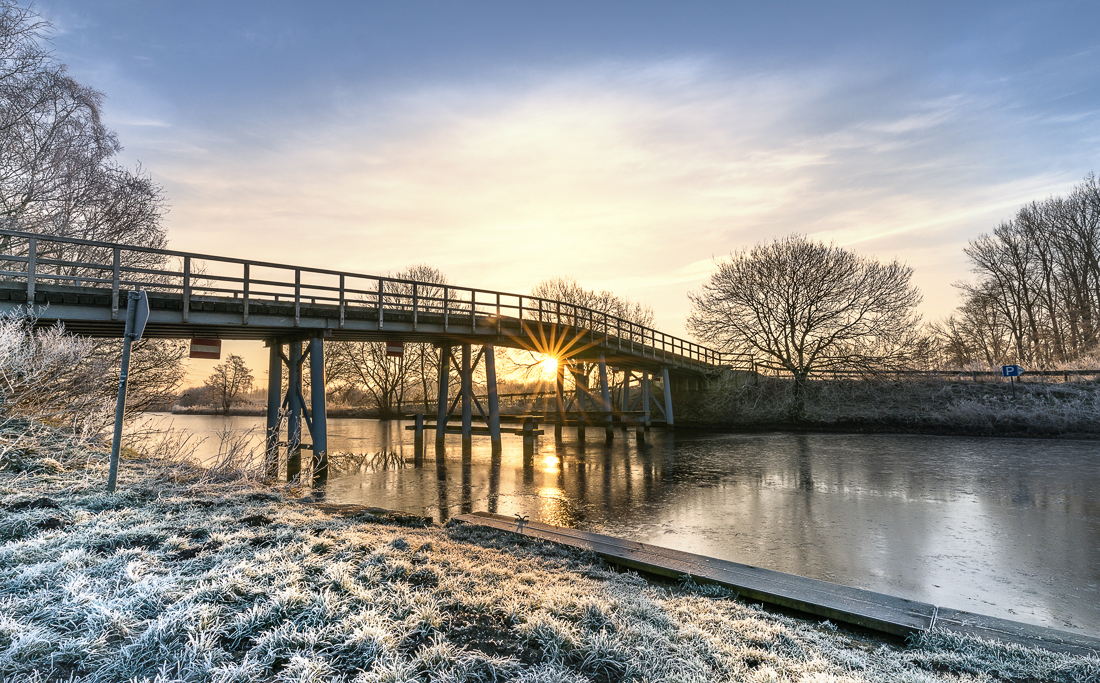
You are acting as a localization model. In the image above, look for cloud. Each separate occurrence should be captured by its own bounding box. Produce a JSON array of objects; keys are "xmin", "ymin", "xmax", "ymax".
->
[{"xmin": 113, "ymin": 59, "xmax": 1097, "ymax": 340}]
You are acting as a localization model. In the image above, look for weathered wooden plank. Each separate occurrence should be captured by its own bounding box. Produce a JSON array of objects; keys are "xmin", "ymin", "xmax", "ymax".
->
[
  {"xmin": 456, "ymin": 512, "xmax": 931, "ymax": 636},
  {"xmin": 453, "ymin": 512, "xmax": 1100, "ymax": 655},
  {"xmin": 934, "ymin": 608, "xmax": 1100, "ymax": 656}
]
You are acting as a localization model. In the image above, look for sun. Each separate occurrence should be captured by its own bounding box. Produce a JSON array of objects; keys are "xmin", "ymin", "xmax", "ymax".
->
[{"xmin": 537, "ymin": 353, "xmax": 558, "ymax": 378}]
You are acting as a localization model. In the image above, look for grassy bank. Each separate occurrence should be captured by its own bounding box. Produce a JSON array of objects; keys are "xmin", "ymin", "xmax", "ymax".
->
[
  {"xmin": 678, "ymin": 376, "xmax": 1100, "ymax": 437},
  {"xmin": 1, "ymin": 420, "xmax": 1097, "ymax": 682}
]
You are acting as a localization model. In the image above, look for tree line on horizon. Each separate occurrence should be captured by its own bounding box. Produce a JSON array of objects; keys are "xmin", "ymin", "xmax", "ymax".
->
[
  {"xmin": 936, "ymin": 174, "xmax": 1100, "ymax": 370},
  {"xmin": 688, "ymin": 174, "xmax": 1100, "ymax": 385}
]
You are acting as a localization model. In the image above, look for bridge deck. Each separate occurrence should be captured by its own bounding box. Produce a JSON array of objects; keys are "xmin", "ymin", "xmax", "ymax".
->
[
  {"xmin": 0, "ymin": 228, "xmax": 736, "ymax": 374},
  {"xmin": 0, "ymin": 281, "xmax": 712, "ymax": 372}
]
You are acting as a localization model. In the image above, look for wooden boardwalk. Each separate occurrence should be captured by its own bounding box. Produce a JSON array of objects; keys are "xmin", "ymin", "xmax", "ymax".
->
[{"xmin": 453, "ymin": 512, "xmax": 1100, "ymax": 656}]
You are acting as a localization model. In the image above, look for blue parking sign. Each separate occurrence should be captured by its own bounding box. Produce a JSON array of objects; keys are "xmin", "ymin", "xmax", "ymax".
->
[{"xmin": 1001, "ymin": 365, "xmax": 1024, "ymax": 377}]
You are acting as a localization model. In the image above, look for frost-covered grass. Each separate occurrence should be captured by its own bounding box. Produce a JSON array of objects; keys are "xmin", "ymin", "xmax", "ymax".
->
[{"xmin": 2, "ymin": 421, "xmax": 1098, "ymax": 682}]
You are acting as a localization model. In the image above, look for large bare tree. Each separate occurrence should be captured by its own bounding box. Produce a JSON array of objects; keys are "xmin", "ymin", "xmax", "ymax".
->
[
  {"xmin": 0, "ymin": 2, "xmax": 182, "ymax": 419},
  {"xmin": 0, "ymin": 2, "xmax": 166, "ymax": 254},
  {"xmin": 688, "ymin": 235, "xmax": 924, "ymax": 414}
]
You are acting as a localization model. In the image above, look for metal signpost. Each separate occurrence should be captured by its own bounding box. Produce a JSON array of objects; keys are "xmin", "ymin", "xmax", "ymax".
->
[
  {"xmin": 107, "ymin": 290, "xmax": 149, "ymax": 493},
  {"xmin": 1001, "ymin": 364, "xmax": 1025, "ymax": 399}
]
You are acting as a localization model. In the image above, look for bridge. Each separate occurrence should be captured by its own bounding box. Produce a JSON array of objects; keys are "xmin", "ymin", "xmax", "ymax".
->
[{"xmin": 0, "ymin": 228, "xmax": 734, "ymax": 483}]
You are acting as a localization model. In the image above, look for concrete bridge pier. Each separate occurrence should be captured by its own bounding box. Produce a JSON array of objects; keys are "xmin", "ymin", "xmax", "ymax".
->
[
  {"xmin": 432, "ymin": 342, "xmax": 503, "ymax": 452},
  {"xmin": 264, "ymin": 337, "xmax": 330, "ymax": 485},
  {"xmin": 662, "ymin": 367, "xmax": 675, "ymax": 428},
  {"xmin": 572, "ymin": 365, "xmax": 588, "ymax": 440},
  {"xmin": 620, "ymin": 369, "xmax": 631, "ymax": 431},
  {"xmin": 413, "ymin": 413, "xmax": 424, "ymax": 454},
  {"xmin": 484, "ymin": 344, "xmax": 502, "ymax": 454},
  {"xmin": 642, "ymin": 371, "xmax": 652, "ymax": 431}
]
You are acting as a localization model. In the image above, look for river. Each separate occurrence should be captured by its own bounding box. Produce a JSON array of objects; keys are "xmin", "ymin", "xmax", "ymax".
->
[{"xmin": 133, "ymin": 413, "xmax": 1100, "ymax": 636}]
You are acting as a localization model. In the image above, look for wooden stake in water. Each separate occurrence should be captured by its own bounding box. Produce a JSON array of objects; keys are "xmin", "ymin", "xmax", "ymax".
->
[{"xmin": 107, "ymin": 290, "xmax": 149, "ymax": 493}]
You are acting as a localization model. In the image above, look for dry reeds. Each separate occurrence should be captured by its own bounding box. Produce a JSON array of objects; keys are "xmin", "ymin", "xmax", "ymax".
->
[{"xmin": 687, "ymin": 373, "xmax": 1100, "ymax": 435}]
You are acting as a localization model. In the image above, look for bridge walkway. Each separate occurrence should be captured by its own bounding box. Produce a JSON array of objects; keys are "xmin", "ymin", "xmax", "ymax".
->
[{"xmin": 0, "ymin": 229, "xmax": 741, "ymax": 487}]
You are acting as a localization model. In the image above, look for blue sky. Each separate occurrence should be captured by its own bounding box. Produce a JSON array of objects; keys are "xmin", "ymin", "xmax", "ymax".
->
[{"xmin": 33, "ymin": 1, "xmax": 1100, "ymax": 356}]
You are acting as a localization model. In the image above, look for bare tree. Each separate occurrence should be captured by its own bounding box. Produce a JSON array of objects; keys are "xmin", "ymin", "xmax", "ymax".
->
[
  {"xmin": 327, "ymin": 264, "xmax": 450, "ymax": 416},
  {"xmin": 943, "ymin": 174, "xmax": 1100, "ymax": 368},
  {"xmin": 392, "ymin": 264, "xmax": 450, "ymax": 413},
  {"xmin": 688, "ymin": 235, "xmax": 924, "ymax": 416},
  {"xmin": 517, "ymin": 277, "xmax": 654, "ymax": 389},
  {"xmin": 0, "ymin": 3, "xmax": 184, "ymax": 421},
  {"xmin": 204, "ymin": 354, "xmax": 254, "ymax": 414},
  {"xmin": 328, "ymin": 341, "xmax": 409, "ymax": 417},
  {"xmin": 0, "ymin": 2, "xmax": 167, "ymax": 255},
  {"xmin": 531, "ymin": 276, "xmax": 654, "ymax": 328},
  {"xmin": 931, "ymin": 282, "xmax": 1013, "ymax": 369}
]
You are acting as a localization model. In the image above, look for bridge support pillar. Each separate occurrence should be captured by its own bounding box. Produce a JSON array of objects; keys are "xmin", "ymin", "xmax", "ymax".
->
[
  {"xmin": 642, "ymin": 371, "xmax": 652, "ymax": 431},
  {"xmin": 461, "ymin": 343, "xmax": 473, "ymax": 443},
  {"xmin": 573, "ymin": 366, "xmax": 588, "ymax": 441},
  {"xmin": 485, "ymin": 344, "xmax": 502, "ymax": 453},
  {"xmin": 414, "ymin": 413, "xmax": 424, "ymax": 454},
  {"xmin": 555, "ymin": 362, "xmax": 565, "ymax": 442},
  {"xmin": 287, "ymin": 341, "xmax": 303, "ymax": 481},
  {"xmin": 599, "ymin": 356, "xmax": 613, "ymax": 441},
  {"xmin": 436, "ymin": 344, "xmax": 450, "ymax": 445},
  {"xmin": 310, "ymin": 337, "xmax": 328, "ymax": 485},
  {"xmin": 620, "ymin": 370, "xmax": 630, "ymax": 431},
  {"xmin": 662, "ymin": 368, "xmax": 674, "ymax": 428},
  {"xmin": 265, "ymin": 343, "xmax": 281, "ymax": 481}
]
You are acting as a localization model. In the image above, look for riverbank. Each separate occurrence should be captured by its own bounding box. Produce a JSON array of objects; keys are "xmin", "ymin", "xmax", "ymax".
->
[
  {"xmin": 677, "ymin": 376, "xmax": 1100, "ymax": 438},
  {"xmin": 2, "ymin": 420, "xmax": 1096, "ymax": 681}
]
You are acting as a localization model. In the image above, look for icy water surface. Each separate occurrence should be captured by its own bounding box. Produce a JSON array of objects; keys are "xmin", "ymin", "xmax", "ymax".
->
[{"xmin": 139, "ymin": 414, "xmax": 1100, "ymax": 636}]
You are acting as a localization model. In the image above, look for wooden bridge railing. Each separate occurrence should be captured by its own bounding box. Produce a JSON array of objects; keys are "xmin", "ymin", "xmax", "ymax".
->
[{"xmin": 0, "ymin": 229, "xmax": 744, "ymax": 369}]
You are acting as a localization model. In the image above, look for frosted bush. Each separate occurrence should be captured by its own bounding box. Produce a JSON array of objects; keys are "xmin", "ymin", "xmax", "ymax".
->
[{"xmin": 0, "ymin": 311, "xmax": 111, "ymax": 433}]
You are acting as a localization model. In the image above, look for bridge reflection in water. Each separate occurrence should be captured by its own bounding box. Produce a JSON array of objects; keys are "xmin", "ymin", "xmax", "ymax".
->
[{"xmin": 324, "ymin": 423, "xmax": 671, "ymax": 528}]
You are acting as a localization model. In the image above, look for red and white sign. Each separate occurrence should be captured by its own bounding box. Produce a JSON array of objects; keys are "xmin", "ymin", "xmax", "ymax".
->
[
  {"xmin": 386, "ymin": 341, "xmax": 404, "ymax": 357},
  {"xmin": 189, "ymin": 338, "xmax": 222, "ymax": 359}
]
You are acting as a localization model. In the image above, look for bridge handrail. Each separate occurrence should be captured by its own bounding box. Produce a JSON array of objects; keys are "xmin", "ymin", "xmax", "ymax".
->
[{"xmin": 0, "ymin": 228, "xmax": 745, "ymax": 368}]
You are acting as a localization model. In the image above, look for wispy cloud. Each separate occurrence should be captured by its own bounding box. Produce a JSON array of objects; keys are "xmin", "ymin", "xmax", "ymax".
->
[{"xmin": 112, "ymin": 59, "xmax": 1096, "ymax": 338}]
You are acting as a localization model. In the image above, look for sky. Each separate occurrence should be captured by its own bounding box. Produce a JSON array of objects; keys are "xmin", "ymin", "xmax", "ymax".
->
[{"xmin": 31, "ymin": 0, "xmax": 1100, "ymax": 384}]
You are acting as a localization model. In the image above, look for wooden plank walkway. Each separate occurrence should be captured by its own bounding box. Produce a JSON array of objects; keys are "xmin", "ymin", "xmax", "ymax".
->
[{"xmin": 453, "ymin": 512, "xmax": 1100, "ymax": 656}]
